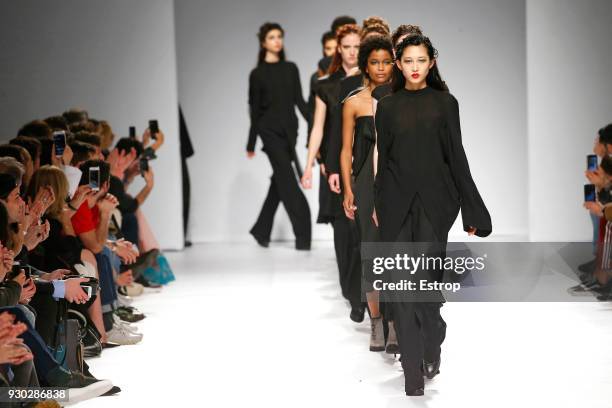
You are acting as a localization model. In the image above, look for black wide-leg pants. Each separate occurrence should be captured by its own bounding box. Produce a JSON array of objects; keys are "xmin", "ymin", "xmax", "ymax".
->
[
  {"xmin": 332, "ymin": 215, "xmax": 362, "ymax": 309},
  {"xmin": 391, "ymin": 194, "xmax": 447, "ymax": 392},
  {"xmin": 250, "ymin": 131, "xmax": 311, "ymax": 244}
]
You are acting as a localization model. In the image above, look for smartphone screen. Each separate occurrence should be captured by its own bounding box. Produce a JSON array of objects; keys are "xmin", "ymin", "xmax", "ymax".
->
[
  {"xmin": 149, "ymin": 119, "xmax": 159, "ymax": 140},
  {"xmin": 129, "ymin": 126, "xmax": 136, "ymax": 139},
  {"xmin": 587, "ymin": 155, "xmax": 598, "ymax": 171},
  {"xmin": 89, "ymin": 166, "xmax": 100, "ymax": 191},
  {"xmin": 584, "ymin": 184, "xmax": 596, "ymax": 202},
  {"xmin": 53, "ymin": 131, "xmax": 67, "ymax": 157}
]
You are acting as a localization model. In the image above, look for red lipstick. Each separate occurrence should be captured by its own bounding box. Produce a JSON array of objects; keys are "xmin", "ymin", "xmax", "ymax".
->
[{"xmin": 411, "ymin": 73, "xmax": 420, "ymax": 79}]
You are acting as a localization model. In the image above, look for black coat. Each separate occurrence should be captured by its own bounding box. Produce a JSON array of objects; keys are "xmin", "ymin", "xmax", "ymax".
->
[{"xmin": 374, "ymin": 87, "xmax": 492, "ymax": 242}]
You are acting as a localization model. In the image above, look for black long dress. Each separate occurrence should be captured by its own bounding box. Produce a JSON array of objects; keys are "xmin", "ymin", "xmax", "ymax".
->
[
  {"xmin": 247, "ymin": 60, "xmax": 312, "ymax": 246},
  {"xmin": 374, "ymin": 85, "xmax": 491, "ymax": 393}
]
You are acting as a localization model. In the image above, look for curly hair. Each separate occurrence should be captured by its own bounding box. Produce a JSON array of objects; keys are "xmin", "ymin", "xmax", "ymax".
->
[
  {"xmin": 256, "ymin": 22, "xmax": 285, "ymax": 66},
  {"xmin": 358, "ymin": 35, "xmax": 394, "ymax": 79},
  {"xmin": 363, "ymin": 16, "xmax": 390, "ymax": 33},
  {"xmin": 361, "ymin": 23, "xmax": 390, "ymax": 40},
  {"xmin": 391, "ymin": 24, "xmax": 423, "ymax": 46},
  {"xmin": 392, "ymin": 34, "xmax": 448, "ymax": 92},
  {"xmin": 328, "ymin": 23, "xmax": 361, "ymax": 75}
]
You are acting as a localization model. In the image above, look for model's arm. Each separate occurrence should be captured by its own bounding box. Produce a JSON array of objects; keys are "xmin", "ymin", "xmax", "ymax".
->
[
  {"xmin": 340, "ymin": 101, "xmax": 356, "ymax": 218},
  {"xmin": 292, "ymin": 64, "xmax": 309, "ymax": 123},
  {"xmin": 247, "ymin": 70, "xmax": 262, "ymax": 153},
  {"xmin": 301, "ymin": 95, "xmax": 327, "ymax": 189},
  {"xmin": 445, "ymin": 96, "xmax": 492, "ymax": 237},
  {"xmin": 372, "ymin": 97, "xmax": 379, "ymax": 176}
]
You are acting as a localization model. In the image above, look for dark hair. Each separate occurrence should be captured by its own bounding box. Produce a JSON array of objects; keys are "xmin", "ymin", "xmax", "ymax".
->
[
  {"xmin": 69, "ymin": 122, "xmax": 95, "ymax": 134},
  {"xmin": 0, "ymin": 144, "xmax": 26, "ymax": 164},
  {"xmin": 363, "ymin": 16, "xmax": 390, "ymax": 34},
  {"xmin": 9, "ymin": 136, "xmax": 41, "ymax": 163},
  {"xmin": 392, "ymin": 35, "xmax": 448, "ymax": 92},
  {"xmin": 69, "ymin": 141, "xmax": 96, "ymax": 166},
  {"xmin": 328, "ymin": 24, "xmax": 361, "ymax": 75},
  {"xmin": 331, "ymin": 16, "xmax": 357, "ymax": 33},
  {"xmin": 391, "ymin": 24, "xmax": 423, "ymax": 46},
  {"xmin": 358, "ymin": 35, "xmax": 394, "ymax": 80},
  {"xmin": 17, "ymin": 120, "xmax": 52, "ymax": 140},
  {"xmin": 598, "ymin": 124, "xmax": 612, "ymax": 145},
  {"xmin": 601, "ymin": 154, "xmax": 612, "ymax": 176},
  {"xmin": 115, "ymin": 137, "xmax": 144, "ymax": 157},
  {"xmin": 39, "ymin": 139, "xmax": 54, "ymax": 166},
  {"xmin": 79, "ymin": 160, "xmax": 110, "ymax": 186},
  {"xmin": 321, "ymin": 31, "xmax": 335, "ymax": 47},
  {"xmin": 44, "ymin": 115, "xmax": 69, "ymax": 131},
  {"xmin": 63, "ymin": 108, "xmax": 89, "ymax": 126},
  {"xmin": 74, "ymin": 131, "xmax": 101, "ymax": 147},
  {"xmin": 0, "ymin": 202, "xmax": 9, "ymax": 245},
  {"xmin": 257, "ymin": 22, "xmax": 285, "ymax": 65}
]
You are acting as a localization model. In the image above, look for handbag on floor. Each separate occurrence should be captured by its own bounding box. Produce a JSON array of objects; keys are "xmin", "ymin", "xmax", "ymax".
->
[{"xmin": 51, "ymin": 302, "xmax": 84, "ymax": 372}]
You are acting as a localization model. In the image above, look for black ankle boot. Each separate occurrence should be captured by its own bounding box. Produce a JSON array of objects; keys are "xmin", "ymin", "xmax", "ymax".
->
[{"xmin": 423, "ymin": 359, "xmax": 441, "ymax": 379}]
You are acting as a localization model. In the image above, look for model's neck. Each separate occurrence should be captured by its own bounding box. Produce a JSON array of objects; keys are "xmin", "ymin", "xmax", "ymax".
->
[
  {"xmin": 342, "ymin": 62, "xmax": 358, "ymax": 75},
  {"xmin": 265, "ymin": 51, "xmax": 280, "ymax": 63},
  {"xmin": 404, "ymin": 80, "xmax": 427, "ymax": 91}
]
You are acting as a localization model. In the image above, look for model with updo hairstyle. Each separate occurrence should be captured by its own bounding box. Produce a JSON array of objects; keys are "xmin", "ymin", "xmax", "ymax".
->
[
  {"xmin": 374, "ymin": 32, "xmax": 491, "ymax": 396},
  {"xmin": 247, "ymin": 22, "xmax": 311, "ymax": 250},
  {"xmin": 391, "ymin": 24, "xmax": 423, "ymax": 46},
  {"xmin": 338, "ymin": 33, "xmax": 398, "ymax": 352},
  {"xmin": 328, "ymin": 23, "xmax": 361, "ymax": 75},
  {"xmin": 362, "ymin": 16, "xmax": 390, "ymax": 34},
  {"xmin": 302, "ymin": 22, "xmax": 364, "ymax": 321},
  {"xmin": 392, "ymin": 34, "xmax": 448, "ymax": 92},
  {"xmin": 256, "ymin": 22, "xmax": 285, "ymax": 65}
]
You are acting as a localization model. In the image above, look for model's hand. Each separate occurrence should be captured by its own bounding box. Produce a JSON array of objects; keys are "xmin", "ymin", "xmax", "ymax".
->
[
  {"xmin": 584, "ymin": 201, "xmax": 604, "ymax": 217},
  {"xmin": 343, "ymin": 192, "xmax": 356, "ymax": 220},
  {"xmin": 328, "ymin": 174, "xmax": 341, "ymax": 194},
  {"xmin": 320, "ymin": 163, "xmax": 327, "ymax": 177},
  {"xmin": 247, "ymin": 151, "xmax": 255, "ymax": 159},
  {"xmin": 585, "ymin": 169, "xmax": 605, "ymax": 188},
  {"xmin": 301, "ymin": 168, "xmax": 312, "ymax": 189},
  {"xmin": 372, "ymin": 208, "xmax": 378, "ymax": 227},
  {"xmin": 466, "ymin": 227, "xmax": 477, "ymax": 236}
]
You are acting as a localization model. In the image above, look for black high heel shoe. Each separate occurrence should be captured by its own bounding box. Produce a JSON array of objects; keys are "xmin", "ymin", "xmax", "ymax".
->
[{"xmin": 423, "ymin": 359, "xmax": 441, "ymax": 379}]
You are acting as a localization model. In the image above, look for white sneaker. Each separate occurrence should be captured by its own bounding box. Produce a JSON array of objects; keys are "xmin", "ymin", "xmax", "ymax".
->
[
  {"xmin": 113, "ymin": 314, "xmax": 140, "ymax": 334},
  {"xmin": 63, "ymin": 379, "xmax": 114, "ymax": 406},
  {"xmin": 107, "ymin": 323, "xmax": 143, "ymax": 345},
  {"xmin": 117, "ymin": 293, "xmax": 134, "ymax": 306}
]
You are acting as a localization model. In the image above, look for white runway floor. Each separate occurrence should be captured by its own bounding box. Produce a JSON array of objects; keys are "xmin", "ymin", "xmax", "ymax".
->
[{"xmin": 80, "ymin": 242, "xmax": 612, "ymax": 408}]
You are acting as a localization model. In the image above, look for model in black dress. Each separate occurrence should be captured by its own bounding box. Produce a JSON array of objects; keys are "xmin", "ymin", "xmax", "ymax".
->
[
  {"xmin": 374, "ymin": 35, "xmax": 491, "ymax": 396},
  {"xmin": 340, "ymin": 35, "xmax": 398, "ymax": 354},
  {"xmin": 301, "ymin": 24, "xmax": 364, "ymax": 318},
  {"xmin": 247, "ymin": 23, "xmax": 311, "ymax": 250}
]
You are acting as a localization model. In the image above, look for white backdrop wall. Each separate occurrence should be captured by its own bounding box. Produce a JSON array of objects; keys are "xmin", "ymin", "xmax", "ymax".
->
[
  {"xmin": 0, "ymin": 0, "xmax": 184, "ymax": 250},
  {"xmin": 175, "ymin": 0, "xmax": 528, "ymax": 243},
  {"xmin": 527, "ymin": 0, "xmax": 612, "ymax": 241}
]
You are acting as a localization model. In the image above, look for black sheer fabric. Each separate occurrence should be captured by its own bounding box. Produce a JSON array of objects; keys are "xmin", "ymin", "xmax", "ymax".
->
[
  {"xmin": 247, "ymin": 61, "xmax": 308, "ymax": 152},
  {"xmin": 351, "ymin": 116, "xmax": 375, "ymax": 177},
  {"xmin": 374, "ymin": 86, "xmax": 492, "ymax": 242}
]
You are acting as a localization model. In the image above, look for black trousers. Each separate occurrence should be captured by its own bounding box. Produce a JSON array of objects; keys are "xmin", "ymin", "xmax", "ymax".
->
[
  {"xmin": 250, "ymin": 131, "xmax": 311, "ymax": 244},
  {"xmin": 332, "ymin": 216, "xmax": 362, "ymax": 309},
  {"xmin": 391, "ymin": 194, "xmax": 447, "ymax": 392}
]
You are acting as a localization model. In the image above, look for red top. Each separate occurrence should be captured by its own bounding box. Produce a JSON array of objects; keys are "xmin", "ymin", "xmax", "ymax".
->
[{"xmin": 71, "ymin": 201, "xmax": 100, "ymax": 235}]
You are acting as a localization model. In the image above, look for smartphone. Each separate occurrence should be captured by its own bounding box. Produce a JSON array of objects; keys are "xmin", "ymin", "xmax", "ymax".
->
[
  {"xmin": 587, "ymin": 154, "xmax": 598, "ymax": 171},
  {"xmin": 89, "ymin": 166, "xmax": 100, "ymax": 191},
  {"xmin": 584, "ymin": 184, "xmax": 596, "ymax": 202},
  {"xmin": 129, "ymin": 126, "xmax": 136, "ymax": 139},
  {"xmin": 149, "ymin": 119, "xmax": 159, "ymax": 140},
  {"xmin": 53, "ymin": 131, "xmax": 67, "ymax": 157},
  {"xmin": 139, "ymin": 157, "xmax": 149, "ymax": 175}
]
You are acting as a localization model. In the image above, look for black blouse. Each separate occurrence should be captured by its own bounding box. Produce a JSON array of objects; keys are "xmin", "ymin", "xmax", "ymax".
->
[
  {"xmin": 374, "ymin": 86, "xmax": 492, "ymax": 241},
  {"xmin": 247, "ymin": 61, "xmax": 308, "ymax": 152}
]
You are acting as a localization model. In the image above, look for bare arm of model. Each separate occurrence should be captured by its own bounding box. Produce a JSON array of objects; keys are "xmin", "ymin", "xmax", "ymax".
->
[
  {"xmin": 301, "ymin": 95, "xmax": 327, "ymax": 189},
  {"xmin": 340, "ymin": 98, "xmax": 357, "ymax": 219}
]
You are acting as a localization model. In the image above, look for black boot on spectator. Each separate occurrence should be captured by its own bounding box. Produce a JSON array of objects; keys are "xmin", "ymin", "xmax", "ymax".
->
[
  {"xmin": 45, "ymin": 366, "xmax": 113, "ymax": 404},
  {"xmin": 115, "ymin": 306, "xmax": 146, "ymax": 323}
]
